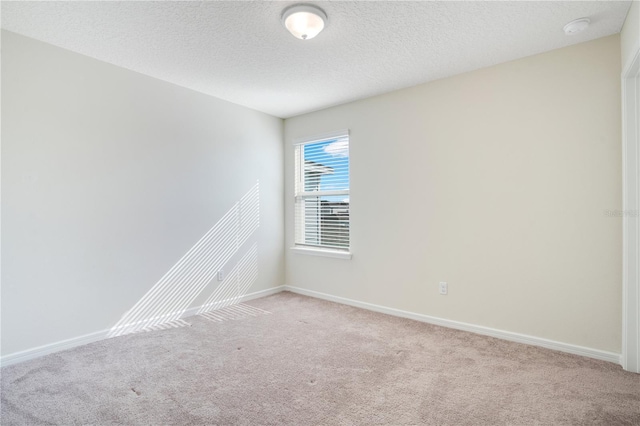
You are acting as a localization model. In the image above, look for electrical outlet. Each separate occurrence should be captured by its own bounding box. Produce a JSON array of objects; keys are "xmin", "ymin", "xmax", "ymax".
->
[
  {"xmin": 217, "ymin": 270, "xmax": 224, "ymax": 281},
  {"xmin": 439, "ymin": 282, "xmax": 448, "ymax": 295}
]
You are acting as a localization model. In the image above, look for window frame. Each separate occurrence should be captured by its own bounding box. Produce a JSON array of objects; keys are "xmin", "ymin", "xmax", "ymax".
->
[{"xmin": 292, "ymin": 129, "xmax": 352, "ymax": 259}]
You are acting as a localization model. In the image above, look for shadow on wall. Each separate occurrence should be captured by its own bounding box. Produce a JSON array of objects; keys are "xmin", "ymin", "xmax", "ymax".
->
[{"xmin": 108, "ymin": 182, "xmax": 260, "ymax": 337}]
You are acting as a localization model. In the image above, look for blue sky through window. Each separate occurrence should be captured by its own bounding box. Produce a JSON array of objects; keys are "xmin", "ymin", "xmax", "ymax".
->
[{"xmin": 304, "ymin": 138, "xmax": 349, "ymax": 202}]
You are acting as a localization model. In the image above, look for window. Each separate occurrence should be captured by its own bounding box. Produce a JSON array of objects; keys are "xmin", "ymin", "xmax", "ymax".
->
[{"xmin": 294, "ymin": 130, "xmax": 350, "ymax": 253}]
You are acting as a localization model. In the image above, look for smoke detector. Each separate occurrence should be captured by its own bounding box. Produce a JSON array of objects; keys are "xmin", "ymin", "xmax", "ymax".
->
[{"xmin": 563, "ymin": 18, "xmax": 590, "ymax": 35}]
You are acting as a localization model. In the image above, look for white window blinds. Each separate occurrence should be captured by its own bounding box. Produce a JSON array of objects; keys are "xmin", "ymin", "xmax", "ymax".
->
[{"xmin": 294, "ymin": 131, "xmax": 350, "ymax": 251}]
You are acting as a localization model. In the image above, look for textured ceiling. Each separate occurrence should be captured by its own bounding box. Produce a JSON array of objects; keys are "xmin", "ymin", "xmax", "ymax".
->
[{"xmin": 1, "ymin": 1, "xmax": 632, "ymax": 118}]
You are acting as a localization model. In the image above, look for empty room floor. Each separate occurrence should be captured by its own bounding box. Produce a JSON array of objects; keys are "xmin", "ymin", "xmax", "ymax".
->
[{"xmin": 1, "ymin": 292, "xmax": 639, "ymax": 425}]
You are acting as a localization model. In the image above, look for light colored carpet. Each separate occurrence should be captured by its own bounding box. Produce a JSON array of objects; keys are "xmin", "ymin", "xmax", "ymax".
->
[{"xmin": 1, "ymin": 291, "xmax": 639, "ymax": 425}]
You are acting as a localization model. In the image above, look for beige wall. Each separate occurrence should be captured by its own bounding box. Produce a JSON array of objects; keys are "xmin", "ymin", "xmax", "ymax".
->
[
  {"xmin": 622, "ymin": 0, "xmax": 639, "ymax": 70},
  {"xmin": 284, "ymin": 35, "xmax": 622, "ymax": 353},
  {"xmin": 1, "ymin": 31, "xmax": 284, "ymax": 356}
]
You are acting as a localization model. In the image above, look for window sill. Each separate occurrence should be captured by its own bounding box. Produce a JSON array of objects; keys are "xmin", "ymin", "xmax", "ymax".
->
[{"xmin": 290, "ymin": 246, "xmax": 352, "ymax": 260}]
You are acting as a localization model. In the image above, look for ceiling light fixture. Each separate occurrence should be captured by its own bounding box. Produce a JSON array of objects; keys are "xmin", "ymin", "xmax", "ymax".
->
[
  {"xmin": 563, "ymin": 18, "xmax": 590, "ymax": 35},
  {"xmin": 282, "ymin": 4, "xmax": 327, "ymax": 40}
]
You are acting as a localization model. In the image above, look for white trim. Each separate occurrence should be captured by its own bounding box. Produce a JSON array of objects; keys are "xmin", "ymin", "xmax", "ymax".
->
[
  {"xmin": 293, "ymin": 129, "xmax": 349, "ymax": 145},
  {"xmin": 622, "ymin": 28, "xmax": 640, "ymax": 79},
  {"xmin": 283, "ymin": 286, "xmax": 622, "ymax": 365},
  {"xmin": 1, "ymin": 284, "xmax": 622, "ymax": 368},
  {"xmin": 622, "ymin": 46, "xmax": 640, "ymax": 374},
  {"xmin": 293, "ymin": 129, "xmax": 351, "ymax": 252},
  {"xmin": 297, "ymin": 189, "xmax": 349, "ymax": 198},
  {"xmin": 0, "ymin": 329, "xmax": 110, "ymax": 368},
  {"xmin": 290, "ymin": 246, "xmax": 352, "ymax": 259},
  {"xmin": 0, "ymin": 286, "xmax": 286, "ymax": 367}
]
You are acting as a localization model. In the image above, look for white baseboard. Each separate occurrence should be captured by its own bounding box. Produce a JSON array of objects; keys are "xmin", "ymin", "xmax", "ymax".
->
[
  {"xmin": 283, "ymin": 285, "xmax": 622, "ymax": 365},
  {"xmin": 0, "ymin": 329, "xmax": 111, "ymax": 368},
  {"xmin": 1, "ymin": 284, "xmax": 621, "ymax": 368},
  {"xmin": 0, "ymin": 285, "xmax": 286, "ymax": 368}
]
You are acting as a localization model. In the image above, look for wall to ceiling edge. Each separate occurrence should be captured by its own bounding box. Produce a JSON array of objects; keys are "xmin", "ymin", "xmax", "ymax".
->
[{"xmin": 284, "ymin": 34, "xmax": 623, "ymax": 354}]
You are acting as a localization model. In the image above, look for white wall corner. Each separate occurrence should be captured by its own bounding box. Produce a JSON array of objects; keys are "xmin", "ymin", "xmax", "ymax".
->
[{"xmin": 621, "ymin": 46, "xmax": 640, "ymax": 374}]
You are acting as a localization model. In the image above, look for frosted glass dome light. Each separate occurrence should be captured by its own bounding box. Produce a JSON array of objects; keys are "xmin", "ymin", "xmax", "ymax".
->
[{"xmin": 282, "ymin": 4, "xmax": 327, "ymax": 40}]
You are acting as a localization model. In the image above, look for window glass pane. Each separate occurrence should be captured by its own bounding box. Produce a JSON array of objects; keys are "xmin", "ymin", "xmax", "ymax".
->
[
  {"xmin": 303, "ymin": 138, "xmax": 349, "ymax": 193},
  {"xmin": 295, "ymin": 134, "xmax": 350, "ymax": 251},
  {"xmin": 300, "ymin": 195, "xmax": 349, "ymax": 249}
]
